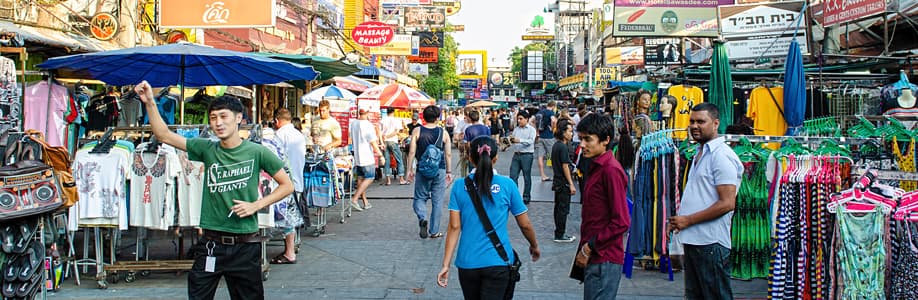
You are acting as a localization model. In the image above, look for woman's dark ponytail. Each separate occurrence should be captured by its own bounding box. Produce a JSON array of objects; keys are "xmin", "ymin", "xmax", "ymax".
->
[{"xmin": 469, "ymin": 136, "xmax": 498, "ymax": 199}]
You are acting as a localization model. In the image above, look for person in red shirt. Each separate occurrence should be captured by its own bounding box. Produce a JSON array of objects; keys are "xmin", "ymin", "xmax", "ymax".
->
[{"xmin": 573, "ymin": 113, "xmax": 630, "ymax": 300}]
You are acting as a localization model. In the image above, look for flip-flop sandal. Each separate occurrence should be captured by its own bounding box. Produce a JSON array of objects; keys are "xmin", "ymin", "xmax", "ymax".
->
[
  {"xmin": 270, "ymin": 254, "xmax": 297, "ymax": 264},
  {"xmin": 1, "ymin": 224, "xmax": 16, "ymax": 253},
  {"xmin": 16, "ymin": 269, "xmax": 41, "ymax": 297},
  {"xmin": 11, "ymin": 218, "xmax": 38, "ymax": 254},
  {"xmin": 3, "ymin": 256, "xmax": 18, "ymax": 282},
  {"xmin": 2, "ymin": 280, "xmax": 15, "ymax": 298},
  {"xmin": 18, "ymin": 241, "xmax": 42, "ymax": 281}
]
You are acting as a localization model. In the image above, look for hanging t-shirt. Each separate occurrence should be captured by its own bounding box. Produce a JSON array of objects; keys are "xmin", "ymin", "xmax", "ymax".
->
[
  {"xmin": 668, "ymin": 85, "xmax": 704, "ymax": 139},
  {"xmin": 117, "ymin": 95, "xmax": 143, "ymax": 127},
  {"xmin": 71, "ymin": 147, "xmax": 131, "ymax": 228},
  {"xmin": 24, "ymin": 81, "xmax": 69, "ymax": 146},
  {"xmin": 176, "ymin": 150, "xmax": 204, "ymax": 227},
  {"xmin": 85, "ymin": 96, "xmax": 119, "ymax": 131},
  {"xmin": 0, "ymin": 56, "xmax": 19, "ymax": 133},
  {"xmin": 129, "ymin": 143, "xmax": 181, "ymax": 230},
  {"xmin": 349, "ymin": 119, "xmax": 379, "ymax": 167},
  {"xmin": 142, "ymin": 95, "xmax": 177, "ymax": 125},
  {"xmin": 186, "ymin": 138, "xmax": 285, "ymax": 234},
  {"xmin": 747, "ymin": 86, "xmax": 787, "ymax": 137}
]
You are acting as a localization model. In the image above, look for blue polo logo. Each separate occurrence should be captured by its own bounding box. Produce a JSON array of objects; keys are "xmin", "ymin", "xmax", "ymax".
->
[{"xmin": 490, "ymin": 184, "xmax": 500, "ymax": 194}]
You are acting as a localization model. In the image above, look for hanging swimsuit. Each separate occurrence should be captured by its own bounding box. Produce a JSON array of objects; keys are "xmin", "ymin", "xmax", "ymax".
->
[
  {"xmin": 892, "ymin": 137, "xmax": 917, "ymax": 192},
  {"xmin": 889, "ymin": 220, "xmax": 918, "ymax": 300},
  {"xmin": 835, "ymin": 206, "xmax": 887, "ymax": 300}
]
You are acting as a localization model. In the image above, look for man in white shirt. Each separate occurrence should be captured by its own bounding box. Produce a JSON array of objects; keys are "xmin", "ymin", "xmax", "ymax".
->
[
  {"xmin": 349, "ymin": 109, "xmax": 383, "ymax": 211},
  {"xmin": 509, "ymin": 110, "xmax": 537, "ymax": 204},
  {"xmin": 271, "ymin": 108, "xmax": 306, "ymax": 264},
  {"xmin": 380, "ymin": 108, "xmax": 407, "ymax": 185}
]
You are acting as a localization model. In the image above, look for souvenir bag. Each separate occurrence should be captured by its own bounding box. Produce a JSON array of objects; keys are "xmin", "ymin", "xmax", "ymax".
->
[
  {"xmin": 22, "ymin": 130, "xmax": 77, "ymax": 208},
  {"xmin": 0, "ymin": 137, "xmax": 62, "ymax": 220}
]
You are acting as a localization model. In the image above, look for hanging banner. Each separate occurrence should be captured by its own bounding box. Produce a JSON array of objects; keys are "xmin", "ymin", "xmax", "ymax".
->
[
  {"xmin": 408, "ymin": 47, "xmax": 439, "ymax": 63},
  {"xmin": 457, "ymin": 50, "xmax": 488, "ymax": 81},
  {"xmin": 684, "ymin": 37, "xmax": 713, "ymax": 64},
  {"xmin": 369, "ymin": 34, "xmax": 412, "ymax": 55},
  {"xmin": 823, "ymin": 0, "xmax": 886, "ymax": 26},
  {"xmin": 611, "ymin": 0, "xmax": 733, "ymax": 37},
  {"xmin": 159, "ymin": 0, "xmax": 276, "ymax": 28},
  {"xmin": 403, "ymin": 6, "xmax": 446, "ymax": 28},
  {"xmin": 418, "ymin": 31, "xmax": 444, "ymax": 48},
  {"xmin": 643, "ymin": 38, "xmax": 683, "ymax": 65},
  {"xmin": 605, "ymin": 47, "xmax": 644, "ymax": 65},
  {"xmin": 719, "ymin": 1, "xmax": 810, "ymax": 59}
]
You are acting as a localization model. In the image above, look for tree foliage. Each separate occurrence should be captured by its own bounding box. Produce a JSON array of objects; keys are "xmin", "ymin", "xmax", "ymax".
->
[{"xmin": 419, "ymin": 26, "xmax": 460, "ymax": 100}]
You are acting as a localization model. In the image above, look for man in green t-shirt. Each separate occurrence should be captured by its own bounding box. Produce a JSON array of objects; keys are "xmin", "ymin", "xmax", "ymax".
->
[{"xmin": 135, "ymin": 81, "xmax": 293, "ymax": 300}]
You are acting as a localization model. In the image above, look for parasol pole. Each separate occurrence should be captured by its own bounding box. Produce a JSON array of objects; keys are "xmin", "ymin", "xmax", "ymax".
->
[{"xmin": 180, "ymin": 55, "xmax": 185, "ymax": 125}]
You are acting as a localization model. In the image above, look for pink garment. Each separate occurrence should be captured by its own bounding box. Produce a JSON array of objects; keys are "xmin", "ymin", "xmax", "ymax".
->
[{"xmin": 24, "ymin": 81, "xmax": 69, "ymax": 147}]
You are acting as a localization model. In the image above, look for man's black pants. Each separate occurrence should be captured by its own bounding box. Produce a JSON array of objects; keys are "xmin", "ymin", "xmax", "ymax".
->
[
  {"xmin": 457, "ymin": 266, "xmax": 516, "ymax": 300},
  {"xmin": 188, "ymin": 239, "xmax": 263, "ymax": 300},
  {"xmin": 553, "ymin": 185, "xmax": 572, "ymax": 239}
]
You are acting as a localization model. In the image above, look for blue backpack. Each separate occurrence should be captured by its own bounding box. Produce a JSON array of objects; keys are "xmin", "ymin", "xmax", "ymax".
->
[{"xmin": 417, "ymin": 128, "xmax": 444, "ymax": 178}]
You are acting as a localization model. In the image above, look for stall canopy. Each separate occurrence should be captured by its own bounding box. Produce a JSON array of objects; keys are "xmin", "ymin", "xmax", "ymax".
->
[
  {"xmin": 334, "ymin": 76, "xmax": 376, "ymax": 92},
  {"xmin": 254, "ymin": 53, "xmax": 359, "ymax": 81},
  {"xmin": 356, "ymin": 65, "xmax": 397, "ymax": 79}
]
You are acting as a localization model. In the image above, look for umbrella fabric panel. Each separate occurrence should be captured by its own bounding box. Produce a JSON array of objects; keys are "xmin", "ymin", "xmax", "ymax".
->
[
  {"xmin": 37, "ymin": 43, "xmax": 318, "ymax": 87},
  {"xmin": 302, "ymin": 85, "xmax": 358, "ymax": 106},
  {"xmin": 254, "ymin": 52, "xmax": 359, "ymax": 80},
  {"xmin": 782, "ymin": 39, "xmax": 806, "ymax": 134}
]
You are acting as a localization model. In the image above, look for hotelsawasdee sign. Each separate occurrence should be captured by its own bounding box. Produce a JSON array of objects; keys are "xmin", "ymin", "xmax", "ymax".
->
[
  {"xmin": 822, "ymin": 0, "xmax": 886, "ymax": 26},
  {"xmin": 160, "ymin": 0, "xmax": 276, "ymax": 28},
  {"xmin": 612, "ymin": 0, "xmax": 733, "ymax": 37},
  {"xmin": 403, "ymin": 7, "xmax": 446, "ymax": 28},
  {"xmin": 719, "ymin": 1, "xmax": 809, "ymax": 59}
]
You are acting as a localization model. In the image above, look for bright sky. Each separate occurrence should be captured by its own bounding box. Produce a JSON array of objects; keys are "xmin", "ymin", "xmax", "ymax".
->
[{"xmin": 448, "ymin": 0, "xmax": 555, "ymax": 68}]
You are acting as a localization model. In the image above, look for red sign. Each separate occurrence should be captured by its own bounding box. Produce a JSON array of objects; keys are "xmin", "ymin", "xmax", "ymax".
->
[
  {"xmin": 90, "ymin": 12, "xmax": 118, "ymax": 40},
  {"xmin": 408, "ymin": 47, "xmax": 439, "ymax": 63},
  {"xmin": 351, "ymin": 21, "xmax": 394, "ymax": 47},
  {"xmin": 822, "ymin": 0, "xmax": 886, "ymax": 26}
]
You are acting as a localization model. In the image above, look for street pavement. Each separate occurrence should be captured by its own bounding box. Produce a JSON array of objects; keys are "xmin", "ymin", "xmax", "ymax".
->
[{"xmin": 52, "ymin": 149, "xmax": 767, "ymax": 299}]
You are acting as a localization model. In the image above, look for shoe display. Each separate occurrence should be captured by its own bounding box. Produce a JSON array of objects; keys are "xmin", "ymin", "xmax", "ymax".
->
[
  {"xmin": 419, "ymin": 220, "xmax": 429, "ymax": 239},
  {"xmin": 553, "ymin": 235, "xmax": 577, "ymax": 243},
  {"xmin": 18, "ymin": 241, "xmax": 42, "ymax": 282}
]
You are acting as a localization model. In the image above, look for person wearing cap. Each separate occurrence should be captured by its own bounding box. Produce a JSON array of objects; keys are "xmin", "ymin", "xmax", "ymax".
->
[{"xmin": 349, "ymin": 108, "xmax": 384, "ymax": 211}]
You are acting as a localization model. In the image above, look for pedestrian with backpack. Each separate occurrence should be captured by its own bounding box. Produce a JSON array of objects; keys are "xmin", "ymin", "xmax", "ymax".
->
[
  {"xmin": 535, "ymin": 101, "xmax": 557, "ymax": 182},
  {"xmin": 406, "ymin": 105, "xmax": 453, "ymax": 239}
]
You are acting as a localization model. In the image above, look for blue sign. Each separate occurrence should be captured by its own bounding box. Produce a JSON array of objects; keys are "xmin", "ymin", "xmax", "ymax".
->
[
  {"xmin": 459, "ymin": 79, "xmax": 479, "ymax": 89},
  {"xmin": 480, "ymin": 89, "xmax": 489, "ymax": 99}
]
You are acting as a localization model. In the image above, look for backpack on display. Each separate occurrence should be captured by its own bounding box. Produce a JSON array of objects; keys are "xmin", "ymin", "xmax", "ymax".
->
[{"xmin": 417, "ymin": 128, "xmax": 444, "ymax": 178}]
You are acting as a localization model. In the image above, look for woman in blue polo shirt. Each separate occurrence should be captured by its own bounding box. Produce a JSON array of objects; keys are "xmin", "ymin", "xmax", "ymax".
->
[{"xmin": 436, "ymin": 136, "xmax": 541, "ymax": 300}]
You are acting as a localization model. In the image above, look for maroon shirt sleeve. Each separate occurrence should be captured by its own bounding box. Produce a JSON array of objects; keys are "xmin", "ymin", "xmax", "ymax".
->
[{"xmin": 590, "ymin": 165, "xmax": 630, "ymax": 258}]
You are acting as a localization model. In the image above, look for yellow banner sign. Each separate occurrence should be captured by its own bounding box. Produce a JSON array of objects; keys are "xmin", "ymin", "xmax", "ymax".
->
[
  {"xmin": 370, "ymin": 34, "xmax": 413, "ymax": 56},
  {"xmin": 594, "ymin": 68, "xmax": 617, "ymax": 83},
  {"xmin": 559, "ymin": 73, "xmax": 586, "ymax": 86},
  {"xmin": 522, "ymin": 35, "xmax": 554, "ymax": 41}
]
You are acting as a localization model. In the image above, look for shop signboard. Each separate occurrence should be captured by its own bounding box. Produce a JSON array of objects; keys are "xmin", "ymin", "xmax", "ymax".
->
[
  {"xmin": 409, "ymin": 63, "xmax": 429, "ymax": 76},
  {"xmin": 326, "ymin": 99, "xmax": 353, "ymax": 147},
  {"xmin": 480, "ymin": 89, "xmax": 489, "ymax": 99},
  {"xmin": 611, "ymin": 0, "xmax": 733, "ymax": 37},
  {"xmin": 460, "ymin": 79, "xmax": 480, "ymax": 89},
  {"xmin": 559, "ymin": 73, "xmax": 586, "ymax": 87},
  {"xmin": 451, "ymin": 24, "xmax": 465, "ymax": 31},
  {"xmin": 408, "ymin": 47, "xmax": 439, "ymax": 63},
  {"xmin": 594, "ymin": 68, "xmax": 617, "ymax": 84},
  {"xmin": 369, "ymin": 34, "xmax": 412, "ymax": 56},
  {"xmin": 381, "ymin": 0, "xmax": 419, "ymax": 6},
  {"xmin": 823, "ymin": 0, "xmax": 885, "ymax": 26},
  {"xmin": 432, "ymin": 0, "xmax": 462, "ymax": 16},
  {"xmin": 604, "ymin": 47, "xmax": 644, "ymax": 65},
  {"xmin": 160, "ymin": 0, "xmax": 276, "ymax": 28},
  {"xmin": 418, "ymin": 32, "xmax": 444, "ymax": 48},
  {"xmin": 643, "ymin": 38, "xmax": 683, "ymax": 65},
  {"xmin": 489, "ymin": 71, "xmax": 515, "ymax": 90},
  {"xmin": 457, "ymin": 50, "xmax": 488, "ymax": 81},
  {"xmin": 379, "ymin": 5, "xmax": 402, "ymax": 26},
  {"xmin": 351, "ymin": 21, "xmax": 395, "ymax": 47},
  {"xmin": 403, "ymin": 6, "xmax": 446, "ymax": 28},
  {"xmin": 684, "ymin": 37, "xmax": 713, "ymax": 64},
  {"xmin": 719, "ymin": 1, "xmax": 810, "ymax": 59}
]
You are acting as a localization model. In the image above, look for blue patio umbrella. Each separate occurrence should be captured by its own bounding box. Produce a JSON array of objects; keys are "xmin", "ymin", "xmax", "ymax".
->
[
  {"xmin": 301, "ymin": 85, "xmax": 357, "ymax": 106},
  {"xmin": 783, "ymin": 39, "xmax": 805, "ymax": 135},
  {"xmin": 37, "ymin": 42, "xmax": 318, "ymax": 123},
  {"xmin": 37, "ymin": 42, "xmax": 318, "ymax": 87}
]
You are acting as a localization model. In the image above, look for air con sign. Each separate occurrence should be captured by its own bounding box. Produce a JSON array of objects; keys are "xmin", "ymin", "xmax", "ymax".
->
[{"xmin": 159, "ymin": 0, "xmax": 276, "ymax": 28}]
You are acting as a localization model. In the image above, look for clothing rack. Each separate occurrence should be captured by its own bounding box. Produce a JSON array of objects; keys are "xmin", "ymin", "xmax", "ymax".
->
[{"xmin": 721, "ymin": 134, "xmax": 878, "ymax": 145}]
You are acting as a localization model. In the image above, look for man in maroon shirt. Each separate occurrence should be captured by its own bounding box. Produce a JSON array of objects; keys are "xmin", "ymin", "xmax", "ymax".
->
[{"xmin": 573, "ymin": 113, "xmax": 630, "ymax": 300}]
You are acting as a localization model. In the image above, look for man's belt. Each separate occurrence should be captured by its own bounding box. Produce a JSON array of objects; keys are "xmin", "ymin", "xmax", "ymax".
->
[{"xmin": 202, "ymin": 230, "xmax": 261, "ymax": 245}]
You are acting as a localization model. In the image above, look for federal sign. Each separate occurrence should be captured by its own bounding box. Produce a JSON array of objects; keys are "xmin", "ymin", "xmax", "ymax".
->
[
  {"xmin": 823, "ymin": 0, "xmax": 886, "ymax": 26},
  {"xmin": 418, "ymin": 32, "xmax": 444, "ymax": 48},
  {"xmin": 612, "ymin": 0, "xmax": 733, "ymax": 37},
  {"xmin": 351, "ymin": 21, "xmax": 395, "ymax": 47}
]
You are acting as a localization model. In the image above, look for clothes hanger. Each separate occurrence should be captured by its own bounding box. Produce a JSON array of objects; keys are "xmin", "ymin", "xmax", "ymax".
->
[{"xmin": 828, "ymin": 182, "xmax": 897, "ymax": 214}]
